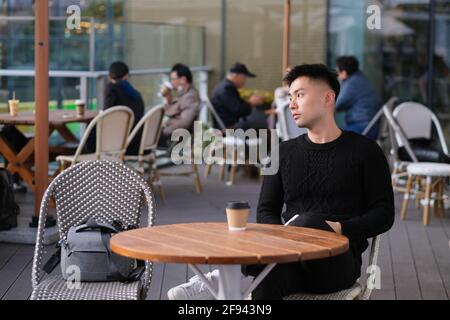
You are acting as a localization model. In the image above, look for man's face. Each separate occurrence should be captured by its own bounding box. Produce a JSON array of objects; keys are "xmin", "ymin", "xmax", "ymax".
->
[
  {"xmin": 337, "ymin": 69, "xmax": 348, "ymax": 81},
  {"xmin": 233, "ymin": 74, "xmax": 247, "ymax": 88},
  {"xmin": 288, "ymin": 76, "xmax": 333, "ymax": 129},
  {"xmin": 170, "ymin": 71, "xmax": 181, "ymax": 89}
]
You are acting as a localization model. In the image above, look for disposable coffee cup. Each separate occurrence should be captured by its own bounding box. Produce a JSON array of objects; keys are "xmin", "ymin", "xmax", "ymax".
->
[
  {"xmin": 8, "ymin": 99, "xmax": 19, "ymax": 117},
  {"xmin": 226, "ymin": 201, "xmax": 250, "ymax": 231},
  {"xmin": 75, "ymin": 99, "xmax": 85, "ymax": 117}
]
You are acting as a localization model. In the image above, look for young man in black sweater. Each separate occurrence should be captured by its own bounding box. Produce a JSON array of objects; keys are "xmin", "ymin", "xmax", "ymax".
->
[
  {"xmin": 167, "ymin": 64, "xmax": 394, "ymax": 300},
  {"xmin": 247, "ymin": 64, "xmax": 395, "ymax": 299}
]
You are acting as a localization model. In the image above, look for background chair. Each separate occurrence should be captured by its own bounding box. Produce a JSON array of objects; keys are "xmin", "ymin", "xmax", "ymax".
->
[
  {"xmin": 31, "ymin": 160, "xmax": 155, "ymax": 300},
  {"xmin": 393, "ymin": 102, "xmax": 450, "ymax": 163},
  {"xmin": 283, "ymin": 235, "xmax": 380, "ymax": 300},
  {"xmin": 202, "ymin": 98, "xmax": 265, "ymax": 185},
  {"xmin": 157, "ymin": 103, "xmax": 203, "ymax": 195},
  {"xmin": 274, "ymin": 97, "xmax": 307, "ymax": 142},
  {"xmin": 125, "ymin": 105, "xmax": 166, "ymax": 202},
  {"xmin": 56, "ymin": 106, "xmax": 134, "ymax": 169}
]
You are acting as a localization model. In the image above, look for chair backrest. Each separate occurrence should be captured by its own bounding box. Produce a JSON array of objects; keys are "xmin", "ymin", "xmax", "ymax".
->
[
  {"xmin": 52, "ymin": 160, "xmax": 153, "ymax": 241},
  {"xmin": 275, "ymin": 97, "xmax": 307, "ymax": 141},
  {"xmin": 381, "ymin": 104, "xmax": 418, "ymax": 162},
  {"xmin": 73, "ymin": 106, "xmax": 134, "ymax": 162},
  {"xmin": 359, "ymin": 235, "xmax": 381, "ymax": 300},
  {"xmin": 32, "ymin": 160, "xmax": 155, "ymax": 287},
  {"xmin": 126, "ymin": 104, "xmax": 165, "ymax": 156},
  {"xmin": 393, "ymin": 102, "xmax": 449, "ymax": 155},
  {"xmin": 202, "ymin": 97, "xmax": 226, "ymax": 130},
  {"xmin": 363, "ymin": 97, "xmax": 398, "ymax": 142}
]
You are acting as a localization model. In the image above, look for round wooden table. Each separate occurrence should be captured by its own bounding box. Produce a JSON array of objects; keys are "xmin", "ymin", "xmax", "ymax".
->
[{"xmin": 110, "ymin": 222, "xmax": 349, "ymax": 300}]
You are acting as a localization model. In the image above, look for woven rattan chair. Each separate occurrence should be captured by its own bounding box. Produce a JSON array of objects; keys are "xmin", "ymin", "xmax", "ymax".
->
[
  {"xmin": 283, "ymin": 235, "xmax": 380, "ymax": 300},
  {"xmin": 31, "ymin": 160, "xmax": 156, "ymax": 300}
]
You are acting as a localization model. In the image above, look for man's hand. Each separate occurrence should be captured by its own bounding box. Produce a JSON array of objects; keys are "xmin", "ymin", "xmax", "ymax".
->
[
  {"xmin": 248, "ymin": 95, "xmax": 264, "ymax": 107},
  {"xmin": 325, "ymin": 221, "xmax": 342, "ymax": 234}
]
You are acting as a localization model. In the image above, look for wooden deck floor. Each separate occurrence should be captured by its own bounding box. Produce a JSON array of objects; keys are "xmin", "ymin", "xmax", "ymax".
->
[{"xmin": 1, "ymin": 165, "xmax": 449, "ymax": 300}]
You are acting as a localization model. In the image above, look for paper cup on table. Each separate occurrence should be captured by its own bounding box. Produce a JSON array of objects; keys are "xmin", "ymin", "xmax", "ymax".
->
[
  {"xmin": 75, "ymin": 99, "xmax": 85, "ymax": 117},
  {"xmin": 226, "ymin": 201, "xmax": 250, "ymax": 231},
  {"xmin": 8, "ymin": 99, "xmax": 19, "ymax": 117}
]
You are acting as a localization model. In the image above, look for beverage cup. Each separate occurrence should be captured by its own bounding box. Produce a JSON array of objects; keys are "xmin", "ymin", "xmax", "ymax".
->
[
  {"xmin": 75, "ymin": 99, "xmax": 85, "ymax": 117},
  {"xmin": 226, "ymin": 201, "xmax": 250, "ymax": 231},
  {"xmin": 8, "ymin": 99, "xmax": 19, "ymax": 117}
]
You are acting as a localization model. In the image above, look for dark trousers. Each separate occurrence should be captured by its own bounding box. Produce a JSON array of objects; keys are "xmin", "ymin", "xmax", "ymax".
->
[{"xmin": 242, "ymin": 213, "xmax": 361, "ymax": 300}]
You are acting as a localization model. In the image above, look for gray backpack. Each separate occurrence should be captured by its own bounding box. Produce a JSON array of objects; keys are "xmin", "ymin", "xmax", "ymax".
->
[{"xmin": 45, "ymin": 218, "xmax": 143, "ymax": 282}]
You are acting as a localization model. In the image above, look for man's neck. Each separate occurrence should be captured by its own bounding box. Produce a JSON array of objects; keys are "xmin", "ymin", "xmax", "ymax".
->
[
  {"xmin": 226, "ymin": 77, "xmax": 237, "ymax": 87},
  {"xmin": 307, "ymin": 120, "xmax": 342, "ymax": 144}
]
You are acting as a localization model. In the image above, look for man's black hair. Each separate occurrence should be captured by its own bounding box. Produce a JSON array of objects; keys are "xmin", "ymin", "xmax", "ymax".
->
[
  {"xmin": 109, "ymin": 61, "xmax": 129, "ymax": 80},
  {"xmin": 283, "ymin": 64, "xmax": 340, "ymax": 100},
  {"xmin": 336, "ymin": 56, "xmax": 359, "ymax": 76},
  {"xmin": 171, "ymin": 63, "xmax": 193, "ymax": 83}
]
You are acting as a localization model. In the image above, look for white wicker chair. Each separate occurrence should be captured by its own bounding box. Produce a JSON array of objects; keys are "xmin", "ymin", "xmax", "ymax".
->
[
  {"xmin": 274, "ymin": 97, "xmax": 307, "ymax": 142},
  {"xmin": 125, "ymin": 105, "xmax": 166, "ymax": 202},
  {"xmin": 283, "ymin": 235, "xmax": 380, "ymax": 300},
  {"xmin": 31, "ymin": 160, "xmax": 156, "ymax": 300}
]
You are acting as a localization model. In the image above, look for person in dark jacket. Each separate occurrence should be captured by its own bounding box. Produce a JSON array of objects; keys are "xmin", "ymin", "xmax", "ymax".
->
[
  {"xmin": 166, "ymin": 64, "xmax": 394, "ymax": 300},
  {"xmin": 336, "ymin": 56, "xmax": 382, "ymax": 140},
  {"xmin": 210, "ymin": 63, "xmax": 263, "ymax": 129},
  {"xmin": 86, "ymin": 62, "xmax": 145, "ymax": 155}
]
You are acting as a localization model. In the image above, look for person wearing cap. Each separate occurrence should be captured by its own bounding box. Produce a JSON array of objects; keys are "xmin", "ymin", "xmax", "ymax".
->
[{"xmin": 210, "ymin": 63, "xmax": 264, "ymax": 129}]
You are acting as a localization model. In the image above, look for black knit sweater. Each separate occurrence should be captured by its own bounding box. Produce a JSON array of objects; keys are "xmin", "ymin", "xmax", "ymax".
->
[{"xmin": 257, "ymin": 131, "xmax": 395, "ymax": 259}]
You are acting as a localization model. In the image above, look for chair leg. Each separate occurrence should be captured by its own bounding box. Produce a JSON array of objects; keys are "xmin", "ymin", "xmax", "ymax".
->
[
  {"xmin": 400, "ymin": 174, "xmax": 414, "ymax": 220},
  {"xmin": 192, "ymin": 163, "xmax": 202, "ymax": 194},
  {"xmin": 437, "ymin": 179, "xmax": 445, "ymax": 218},
  {"xmin": 204, "ymin": 148, "xmax": 214, "ymax": 179},
  {"xmin": 414, "ymin": 176, "xmax": 421, "ymax": 209},
  {"xmin": 147, "ymin": 160, "xmax": 165, "ymax": 203},
  {"xmin": 219, "ymin": 146, "xmax": 226, "ymax": 181},
  {"xmin": 228, "ymin": 149, "xmax": 238, "ymax": 186},
  {"xmin": 433, "ymin": 179, "xmax": 441, "ymax": 217},
  {"xmin": 423, "ymin": 176, "xmax": 432, "ymax": 226},
  {"xmin": 391, "ymin": 163, "xmax": 399, "ymax": 188},
  {"xmin": 153, "ymin": 168, "xmax": 166, "ymax": 203},
  {"xmin": 204, "ymin": 164, "xmax": 212, "ymax": 179}
]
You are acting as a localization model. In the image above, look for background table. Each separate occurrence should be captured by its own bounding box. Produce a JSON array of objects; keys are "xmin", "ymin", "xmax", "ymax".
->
[
  {"xmin": 0, "ymin": 110, "xmax": 97, "ymax": 190},
  {"xmin": 110, "ymin": 222, "xmax": 349, "ymax": 300}
]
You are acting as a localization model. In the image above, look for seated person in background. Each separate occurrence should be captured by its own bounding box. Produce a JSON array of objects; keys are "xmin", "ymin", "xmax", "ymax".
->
[
  {"xmin": 167, "ymin": 64, "xmax": 394, "ymax": 300},
  {"xmin": 85, "ymin": 61, "xmax": 145, "ymax": 155},
  {"xmin": 210, "ymin": 62, "xmax": 263, "ymax": 130},
  {"xmin": 158, "ymin": 63, "xmax": 201, "ymax": 147},
  {"xmin": 336, "ymin": 56, "xmax": 381, "ymax": 140}
]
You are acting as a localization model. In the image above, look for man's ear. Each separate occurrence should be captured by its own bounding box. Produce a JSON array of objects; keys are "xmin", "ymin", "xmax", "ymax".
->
[{"xmin": 326, "ymin": 90, "xmax": 335, "ymax": 105}]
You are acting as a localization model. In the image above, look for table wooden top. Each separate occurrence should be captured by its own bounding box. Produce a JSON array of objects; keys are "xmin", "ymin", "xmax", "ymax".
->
[
  {"xmin": 110, "ymin": 223, "xmax": 349, "ymax": 265},
  {"xmin": 0, "ymin": 110, "xmax": 97, "ymax": 126}
]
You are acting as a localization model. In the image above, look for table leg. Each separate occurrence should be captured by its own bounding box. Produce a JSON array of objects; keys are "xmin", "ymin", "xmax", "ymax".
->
[
  {"xmin": 217, "ymin": 265, "xmax": 243, "ymax": 300},
  {"xmin": 189, "ymin": 263, "xmax": 277, "ymax": 300},
  {"xmin": 0, "ymin": 135, "xmax": 36, "ymax": 190},
  {"xmin": 53, "ymin": 124, "xmax": 78, "ymax": 142}
]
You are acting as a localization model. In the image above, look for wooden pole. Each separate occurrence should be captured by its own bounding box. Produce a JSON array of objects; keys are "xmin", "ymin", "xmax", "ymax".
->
[
  {"xmin": 282, "ymin": 0, "xmax": 291, "ymax": 75},
  {"xmin": 34, "ymin": 0, "xmax": 49, "ymax": 217}
]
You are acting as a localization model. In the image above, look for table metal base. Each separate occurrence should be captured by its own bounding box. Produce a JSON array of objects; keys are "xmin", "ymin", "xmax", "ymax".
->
[{"xmin": 189, "ymin": 263, "xmax": 276, "ymax": 300}]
